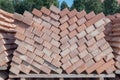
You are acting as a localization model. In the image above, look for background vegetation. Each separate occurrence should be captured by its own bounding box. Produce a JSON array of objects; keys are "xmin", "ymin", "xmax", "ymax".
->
[{"xmin": 0, "ymin": 0, "xmax": 120, "ymax": 15}]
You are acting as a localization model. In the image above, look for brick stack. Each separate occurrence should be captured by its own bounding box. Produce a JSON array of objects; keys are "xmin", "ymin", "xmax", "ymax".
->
[
  {"xmin": 0, "ymin": 9, "xmax": 17, "ymax": 79},
  {"xmin": 10, "ymin": 5, "xmax": 116, "ymax": 75},
  {"xmin": 105, "ymin": 13, "xmax": 120, "ymax": 71}
]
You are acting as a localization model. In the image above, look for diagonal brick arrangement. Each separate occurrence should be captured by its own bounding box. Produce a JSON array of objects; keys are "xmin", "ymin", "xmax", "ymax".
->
[
  {"xmin": 0, "ymin": 9, "xmax": 17, "ymax": 80},
  {"xmin": 9, "ymin": 5, "xmax": 116, "ymax": 75},
  {"xmin": 105, "ymin": 13, "xmax": 120, "ymax": 70}
]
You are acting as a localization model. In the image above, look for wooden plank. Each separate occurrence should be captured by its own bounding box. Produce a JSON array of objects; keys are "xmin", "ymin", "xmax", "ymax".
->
[
  {"xmin": 115, "ymin": 70, "xmax": 120, "ymax": 74},
  {"xmin": 9, "ymin": 73, "xmax": 115, "ymax": 78},
  {"xmin": 0, "ymin": 66, "xmax": 7, "ymax": 70}
]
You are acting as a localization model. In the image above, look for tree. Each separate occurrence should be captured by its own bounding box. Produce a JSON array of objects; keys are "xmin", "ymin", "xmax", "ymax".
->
[
  {"xmin": 103, "ymin": 0, "xmax": 118, "ymax": 15},
  {"xmin": 85, "ymin": 0, "xmax": 103, "ymax": 14},
  {"xmin": 43, "ymin": 0, "xmax": 59, "ymax": 8},
  {"xmin": 13, "ymin": 0, "xmax": 43, "ymax": 14},
  {"xmin": 0, "ymin": 0, "xmax": 14, "ymax": 13},
  {"xmin": 71, "ymin": 0, "xmax": 86, "ymax": 11},
  {"xmin": 61, "ymin": 1, "xmax": 69, "ymax": 10}
]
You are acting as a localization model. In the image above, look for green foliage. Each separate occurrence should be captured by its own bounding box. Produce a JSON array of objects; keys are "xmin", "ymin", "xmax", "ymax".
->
[
  {"xmin": 71, "ymin": 0, "xmax": 86, "ymax": 11},
  {"xmin": 85, "ymin": 0, "xmax": 103, "ymax": 14},
  {"xmin": 0, "ymin": 0, "xmax": 14, "ymax": 13},
  {"xmin": 43, "ymin": 0, "xmax": 59, "ymax": 8},
  {"xmin": 103, "ymin": 0, "xmax": 118, "ymax": 15},
  {"xmin": 13, "ymin": 0, "xmax": 43, "ymax": 14},
  {"xmin": 61, "ymin": 1, "xmax": 69, "ymax": 10}
]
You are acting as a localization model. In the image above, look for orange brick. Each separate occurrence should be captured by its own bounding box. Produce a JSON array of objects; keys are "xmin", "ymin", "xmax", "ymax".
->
[
  {"xmin": 77, "ymin": 31, "xmax": 86, "ymax": 39},
  {"xmin": 60, "ymin": 29, "xmax": 69, "ymax": 37},
  {"xmin": 15, "ymin": 25, "xmax": 25, "ymax": 34},
  {"xmin": 69, "ymin": 49, "xmax": 79, "ymax": 58},
  {"xmin": 59, "ymin": 8, "xmax": 69, "ymax": 17},
  {"xmin": 51, "ymin": 53, "xmax": 61, "ymax": 61},
  {"xmin": 60, "ymin": 48, "xmax": 70, "ymax": 57},
  {"xmin": 42, "ymin": 27, "xmax": 52, "ymax": 35},
  {"xmin": 76, "ymin": 10, "xmax": 86, "ymax": 19},
  {"xmin": 94, "ymin": 19, "xmax": 105, "ymax": 28},
  {"xmin": 32, "ymin": 8, "xmax": 42, "ymax": 17},
  {"xmin": 50, "ymin": 13, "xmax": 60, "ymax": 20},
  {"xmin": 41, "ymin": 15, "xmax": 51, "ymax": 22},
  {"xmin": 106, "ymin": 65, "xmax": 116, "ymax": 74},
  {"xmin": 87, "ymin": 44, "xmax": 98, "ymax": 53},
  {"xmin": 43, "ymin": 54, "xmax": 53, "ymax": 63},
  {"xmin": 50, "ymin": 5, "xmax": 60, "ymax": 14},
  {"xmin": 51, "ymin": 46, "xmax": 61, "ymax": 54},
  {"xmin": 34, "ymin": 36, "xmax": 43, "ymax": 44},
  {"xmin": 86, "ymin": 59, "xmax": 105, "ymax": 74},
  {"xmin": 68, "ymin": 23, "xmax": 78, "ymax": 31},
  {"xmin": 41, "ymin": 21, "xmax": 51, "ymax": 29},
  {"xmin": 79, "ymin": 49, "xmax": 89, "ymax": 58},
  {"xmin": 41, "ymin": 7, "xmax": 51, "ymax": 15},
  {"xmin": 85, "ymin": 59, "xmax": 95, "ymax": 68},
  {"xmin": 25, "ymin": 30, "xmax": 34, "ymax": 39},
  {"xmin": 51, "ymin": 26, "xmax": 60, "ymax": 34},
  {"xmin": 25, "ymin": 37, "xmax": 34, "ymax": 45},
  {"xmin": 68, "ymin": 9, "xmax": 77, "ymax": 18},
  {"xmin": 51, "ymin": 39, "xmax": 60, "ymax": 47},
  {"xmin": 51, "ymin": 32, "xmax": 60, "ymax": 41},
  {"xmin": 62, "ymin": 61, "xmax": 71, "ymax": 70},
  {"xmin": 77, "ymin": 37, "xmax": 87, "ymax": 46},
  {"xmin": 96, "ymin": 59, "xmax": 115, "ymax": 74},
  {"xmin": 69, "ymin": 36, "xmax": 78, "ymax": 45},
  {"xmin": 50, "ymin": 19, "xmax": 60, "ymax": 27},
  {"xmin": 59, "ymin": 15, "xmax": 69, "ymax": 24},
  {"xmin": 70, "ymin": 56, "xmax": 79, "ymax": 64},
  {"xmin": 60, "ymin": 42, "xmax": 70, "ymax": 50},
  {"xmin": 85, "ymin": 11, "xmax": 95, "ymax": 20},
  {"xmin": 68, "ymin": 16, "xmax": 78, "ymax": 25},
  {"xmin": 43, "ymin": 41, "xmax": 52, "ymax": 49},
  {"xmin": 23, "ymin": 11, "xmax": 33, "ymax": 18},
  {"xmin": 86, "ymin": 38, "xmax": 96, "ymax": 47},
  {"xmin": 59, "ymin": 22, "xmax": 69, "ymax": 31},
  {"xmin": 60, "ymin": 35, "xmax": 69, "ymax": 43},
  {"xmin": 34, "ymin": 48, "xmax": 44, "ymax": 57},
  {"xmin": 66, "ymin": 60, "xmax": 84, "ymax": 74},
  {"xmin": 22, "ymin": 16, "xmax": 33, "ymax": 25},
  {"xmin": 85, "ymin": 12, "xmax": 105, "ymax": 27},
  {"xmin": 42, "ymin": 33, "xmax": 52, "ymax": 42},
  {"xmin": 17, "ymin": 46, "xmax": 27, "ymax": 54},
  {"xmin": 85, "ymin": 25, "xmax": 95, "ymax": 33},
  {"xmin": 51, "ymin": 59, "xmax": 61, "ymax": 67},
  {"xmin": 76, "ymin": 63, "xmax": 87, "ymax": 73},
  {"xmin": 69, "ymin": 30, "xmax": 77, "ymax": 38},
  {"xmin": 34, "ymin": 56, "xmax": 44, "ymax": 64},
  {"xmin": 95, "ymin": 32, "xmax": 105, "ymax": 41},
  {"xmin": 14, "ymin": 13, "xmax": 23, "ymax": 21},
  {"xmin": 78, "ymin": 44, "xmax": 87, "ymax": 52},
  {"xmin": 15, "ymin": 32, "xmax": 25, "ymax": 41},
  {"xmin": 77, "ymin": 24, "xmax": 86, "ymax": 32},
  {"xmin": 83, "ymin": 54, "xmax": 93, "ymax": 62},
  {"xmin": 61, "ymin": 55, "xmax": 70, "ymax": 64},
  {"xmin": 43, "ymin": 48, "xmax": 52, "ymax": 56},
  {"xmin": 77, "ymin": 17, "xmax": 86, "ymax": 26}
]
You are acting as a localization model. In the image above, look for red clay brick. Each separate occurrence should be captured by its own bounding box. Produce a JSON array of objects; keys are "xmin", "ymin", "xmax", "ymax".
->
[
  {"xmin": 15, "ymin": 32, "xmax": 25, "ymax": 41},
  {"xmin": 68, "ymin": 9, "xmax": 77, "ymax": 18},
  {"xmin": 51, "ymin": 32, "xmax": 60, "ymax": 41},
  {"xmin": 50, "ymin": 13, "xmax": 60, "ymax": 20},
  {"xmin": 79, "ymin": 49, "xmax": 89, "ymax": 58},
  {"xmin": 14, "ymin": 13, "xmax": 23, "ymax": 21},
  {"xmin": 83, "ymin": 53, "xmax": 93, "ymax": 62},
  {"xmin": 59, "ymin": 22, "xmax": 69, "ymax": 31},
  {"xmin": 77, "ymin": 17, "xmax": 86, "ymax": 26},
  {"xmin": 76, "ymin": 63, "xmax": 87, "ymax": 73},
  {"xmin": 59, "ymin": 15, "xmax": 69, "ymax": 24},
  {"xmin": 68, "ymin": 23, "xmax": 78, "ymax": 31},
  {"xmin": 50, "ymin": 5, "xmax": 60, "ymax": 14},
  {"xmin": 62, "ymin": 61, "xmax": 71, "ymax": 70},
  {"xmin": 60, "ymin": 29, "xmax": 69, "ymax": 37},
  {"xmin": 43, "ymin": 41, "xmax": 52, "ymax": 49},
  {"xmin": 60, "ymin": 48, "xmax": 70, "ymax": 57},
  {"xmin": 69, "ymin": 49, "xmax": 79, "ymax": 58},
  {"xmin": 76, "ymin": 10, "xmax": 86, "ymax": 19},
  {"xmin": 41, "ymin": 15, "xmax": 51, "ymax": 22},
  {"xmin": 68, "ymin": 16, "xmax": 78, "ymax": 25},
  {"xmin": 78, "ymin": 44, "xmax": 87, "ymax": 52},
  {"xmin": 60, "ymin": 42, "xmax": 70, "ymax": 50},
  {"xmin": 41, "ymin": 7, "xmax": 51, "ymax": 15},
  {"xmin": 51, "ymin": 39, "xmax": 60, "ymax": 48},
  {"xmin": 59, "ymin": 8, "xmax": 69, "ymax": 17},
  {"xmin": 32, "ymin": 8, "xmax": 42, "ymax": 17},
  {"xmin": 69, "ymin": 30, "xmax": 77, "ymax": 38},
  {"xmin": 70, "ymin": 56, "xmax": 79, "ymax": 64},
  {"xmin": 51, "ymin": 26, "xmax": 60, "ymax": 34},
  {"xmin": 85, "ymin": 11, "xmax": 96, "ymax": 20},
  {"xmin": 85, "ymin": 12, "xmax": 105, "ymax": 27},
  {"xmin": 85, "ymin": 25, "xmax": 95, "ymax": 33},
  {"xmin": 77, "ymin": 24, "xmax": 86, "ymax": 32}
]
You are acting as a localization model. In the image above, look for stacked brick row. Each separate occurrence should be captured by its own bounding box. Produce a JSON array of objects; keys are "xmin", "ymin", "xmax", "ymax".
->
[
  {"xmin": 0, "ymin": 9, "xmax": 16, "ymax": 67},
  {"xmin": 105, "ymin": 13, "xmax": 120, "ymax": 70},
  {"xmin": 10, "ymin": 5, "xmax": 116, "ymax": 75},
  {"xmin": 0, "ymin": 9, "xmax": 17, "ymax": 80}
]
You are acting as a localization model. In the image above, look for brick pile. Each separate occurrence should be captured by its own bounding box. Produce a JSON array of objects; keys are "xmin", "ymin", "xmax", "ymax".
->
[
  {"xmin": 10, "ymin": 5, "xmax": 116, "ymax": 75},
  {"xmin": 105, "ymin": 13, "xmax": 120, "ymax": 70},
  {"xmin": 0, "ymin": 9, "xmax": 17, "ymax": 80}
]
